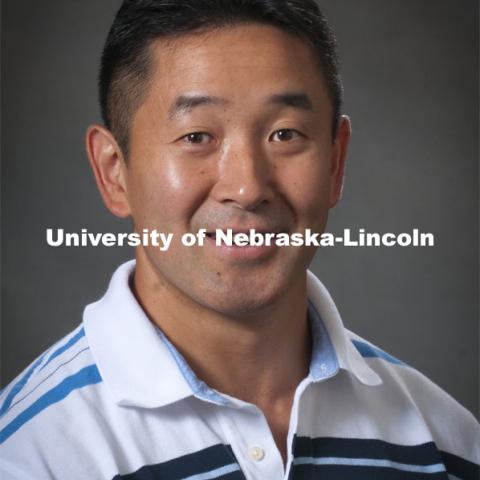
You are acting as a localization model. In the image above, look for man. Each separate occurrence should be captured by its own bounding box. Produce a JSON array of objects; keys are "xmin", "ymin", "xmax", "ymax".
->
[{"xmin": 0, "ymin": 1, "xmax": 478, "ymax": 479}]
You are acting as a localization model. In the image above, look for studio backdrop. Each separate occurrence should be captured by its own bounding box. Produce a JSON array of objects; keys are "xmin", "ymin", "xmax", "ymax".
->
[{"xmin": 2, "ymin": 0, "xmax": 478, "ymax": 416}]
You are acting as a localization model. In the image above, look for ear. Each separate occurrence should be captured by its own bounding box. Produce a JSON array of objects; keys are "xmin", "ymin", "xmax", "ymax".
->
[
  {"xmin": 328, "ymin": 115, "xmax": 351, "ymax": 208},
  {"xmin": 86, "ymin": 124, "xmax": 131, "ymax": 218}
]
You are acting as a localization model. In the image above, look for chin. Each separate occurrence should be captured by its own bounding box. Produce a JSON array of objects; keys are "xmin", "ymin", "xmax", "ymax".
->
[
  {"xmin": 193, "ymin": 268, "xmax": 296, "ymax": 318},
  {"xmin": 206, "ymin": 292, "xmax": 281, "ymax": 319}
]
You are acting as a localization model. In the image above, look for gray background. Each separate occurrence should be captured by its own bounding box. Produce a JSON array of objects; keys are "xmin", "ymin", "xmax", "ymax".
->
[{"xmin": 2, "ymin": 1, "xmax": 478, "ymax": 417}]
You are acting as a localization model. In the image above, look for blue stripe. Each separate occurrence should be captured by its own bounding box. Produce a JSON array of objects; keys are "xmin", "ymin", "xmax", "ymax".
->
[
  {"xmin": 352, "ymin": 340, "xmax": 406, "ymax": 366},
  {"xmin": 0, "ymin": 327, "xmax": 86, "ymax": 416},
  {"xmin": 0, "ymin": 355, "xmax": 46, "ymax": 416},
  {"xmin": 39, "ymin": 327, "xmax": 85, "ymax": 372},
  {"xmin": 6, "ymin": 347, "xmax": 90, "ymax": 416},
  {"xmin": 0, "ymin": 364, "xmax": 102, "ymax": 444},
  {"xmin": 293, "ymin": 456, "xmax": 446, "ymax": 474}
]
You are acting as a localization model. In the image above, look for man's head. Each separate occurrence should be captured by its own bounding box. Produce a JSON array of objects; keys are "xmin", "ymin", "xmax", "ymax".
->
[
  {"xmin": 87, "ymin": 1, "xmax": 350, "ymax": 317},
  {"xmin": 99, "ymin": 0, "xmax": 343, "ymax": 156}
]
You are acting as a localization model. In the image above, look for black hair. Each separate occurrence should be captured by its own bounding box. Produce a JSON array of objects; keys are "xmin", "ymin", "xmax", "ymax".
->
[{"xmin": 99, "ymin": 0, "xmax": 343, "ymax": 155}]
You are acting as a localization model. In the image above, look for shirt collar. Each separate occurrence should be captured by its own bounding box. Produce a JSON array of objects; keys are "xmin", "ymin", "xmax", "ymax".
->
[
  {"xmin": 306, "ymin": 270, "xmax": 382, "ymax": 386},
  {"xmin": 83, "ymin": 260, "xmax": 193, "ymax": 408},
  {"xmin": 84, "ymin": 261, "xmax": 380, "ymax": 409}
]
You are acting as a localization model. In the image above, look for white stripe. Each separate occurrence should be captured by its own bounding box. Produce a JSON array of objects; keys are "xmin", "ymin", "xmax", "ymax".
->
[
  {"xmin": 181, "ymin": 463, "xmax": 241, "ymax": 480},
  {"xmin": 293, "ymin": 456, "xmax": 446, "ymax": 474},
  {"xmin": 448, "ymin": 475, "xmax": 463, "ymax": 480}
]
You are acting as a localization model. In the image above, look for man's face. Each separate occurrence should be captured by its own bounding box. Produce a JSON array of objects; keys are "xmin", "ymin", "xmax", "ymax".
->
[{"xmin": 122, "ymin": 24, "xmax": 348, "ymax": 316}]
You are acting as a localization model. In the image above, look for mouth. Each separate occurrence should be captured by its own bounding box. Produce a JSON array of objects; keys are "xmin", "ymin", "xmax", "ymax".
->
[
  {"xmin": 202, "ymin": 229, "xmax": 288, "ymax": 263},
  {"xmin": 205, "ymin": 228, "xmax": 285, "ymax": 246}
]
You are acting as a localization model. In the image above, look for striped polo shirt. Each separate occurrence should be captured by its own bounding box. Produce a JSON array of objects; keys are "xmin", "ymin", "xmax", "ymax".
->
[{"xmin": 0, "ymin": 260, "xmax": 478, "ymax": 479}]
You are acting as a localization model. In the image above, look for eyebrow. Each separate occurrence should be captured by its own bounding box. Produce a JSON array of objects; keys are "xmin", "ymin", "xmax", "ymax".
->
[
  {"xmin": 267, "ymin": 92, "xmax": 314, "ymax": 112},
  {"xmin": 169, "ymin": 94, "xmax": 228, "ymax": 119},
  {"xmin": 168, "ymin": 91, "xmax": 314, "ymax": 119}
]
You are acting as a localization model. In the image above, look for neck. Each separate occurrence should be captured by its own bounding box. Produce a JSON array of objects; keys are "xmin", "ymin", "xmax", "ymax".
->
[{"xmin": 132, "ymin": 256, "xmax": 312, "ymax": 407}]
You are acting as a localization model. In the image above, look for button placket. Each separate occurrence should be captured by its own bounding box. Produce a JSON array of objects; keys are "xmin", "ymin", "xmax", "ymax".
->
[{"xmin": 215, "ymin": 402, "xmax": 285, "ymax": 480}]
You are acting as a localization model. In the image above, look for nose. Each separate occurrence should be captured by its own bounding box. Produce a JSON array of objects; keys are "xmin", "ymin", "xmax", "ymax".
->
[{"xmin": 210, "ymin": 139, "xmax": 275, "ymax": 211}]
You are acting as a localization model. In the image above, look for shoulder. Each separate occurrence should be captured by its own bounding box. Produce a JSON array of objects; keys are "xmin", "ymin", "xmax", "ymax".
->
[
  {"xmin": 0, "ymin": 323, "xmax": 104, "ymax": 449},
  {"xmin": 345, "ymin": 329, "xmax": 480, "ymax": 466}
]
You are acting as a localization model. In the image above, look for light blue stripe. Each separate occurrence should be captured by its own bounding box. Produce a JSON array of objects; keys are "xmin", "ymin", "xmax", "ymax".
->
[
  {"xmin": 39, "ymin": 327, "xmax": 85, "ymax": 372},
  {"xmin": 181, "ymin": 463, "xmax": 241, "ymax": 480},
  {"xmin": 307, "ymin": 302, "xmax": 340, "ymax": 380},
  {"xmin": 0, "ymin": 364, "xmax": 102, "ymax": 444},
  {"xmin": 0, "ymin": 327, "xmax": 86, "ymax": 416},
  {"xmin": 157, "ymin": 330, "xmax": 229, "ymax": 406},
  {"xmin": 352, "ymin": 340, "xmax": 406, "ymax": 366},
  {"xmin": 293, "ymin": 456, "xmax": 446, "ymax": 474}
]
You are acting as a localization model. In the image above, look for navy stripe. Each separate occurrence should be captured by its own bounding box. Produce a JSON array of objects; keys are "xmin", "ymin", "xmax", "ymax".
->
[
  {"xmin": 352, "ymin": 340, "xmax": 406, "ymax": 366},
  {"xmin": 293, "ymin": 437, "xmax": 443, "ymax": 465},
  {"xmin": 0, "ymin": 327, "xmax": 85, "ymax": 415},
  {"xmin": 0, "ymin": 364, "xmax": 102, "ymax": 444},
  {"xmin": 289, "ymin": 463, "xmax": 448, "ymax": 479},
  {"xmin": 440, "ymin": 451, "xmax": 480, "ymax": 480},
  {"xmin": 112, "ymin": 444, "xmax": 246, "ymax": 480},
  {"xmin": 289, "ymin": 437, "xmax": 457, "ymax": 479},
  {"xmin": 38, "ymin": 327, "xmax": 85, "ymax": 372}
]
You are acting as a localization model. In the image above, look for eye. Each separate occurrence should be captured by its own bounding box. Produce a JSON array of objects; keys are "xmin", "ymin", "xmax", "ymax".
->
[
  {"xmin": 181, "ymin": 132, "xmax": 213, "ymax": 145},
  {"xmin": 269, "ymin": 129, "xmax": 303, "ymax": 142}
]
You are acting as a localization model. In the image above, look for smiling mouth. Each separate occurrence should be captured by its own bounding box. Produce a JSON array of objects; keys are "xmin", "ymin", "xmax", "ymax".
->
[{"xmin": 205, "ymin": 228, "xmax": 285, "ymax": 246}]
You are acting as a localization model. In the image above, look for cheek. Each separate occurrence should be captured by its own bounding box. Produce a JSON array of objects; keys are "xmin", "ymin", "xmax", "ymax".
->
[
  {"xmin": 279, "ymin": 152, "xmax": 333, "ymax": 218},
  {"xmin": 126, "ymin": 152, "xmax": 213, "ymax": 229}
]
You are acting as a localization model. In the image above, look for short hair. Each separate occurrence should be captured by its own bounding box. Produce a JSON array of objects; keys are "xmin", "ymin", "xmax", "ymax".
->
[{"xmin": 99, "ymin": 0, "xmax": 343, "ymax": 156}]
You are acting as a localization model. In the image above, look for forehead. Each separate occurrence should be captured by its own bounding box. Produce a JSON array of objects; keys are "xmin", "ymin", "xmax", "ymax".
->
[{"xmin": 142, "ymin": 23, "xmax": 331, "ymax": 113}]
